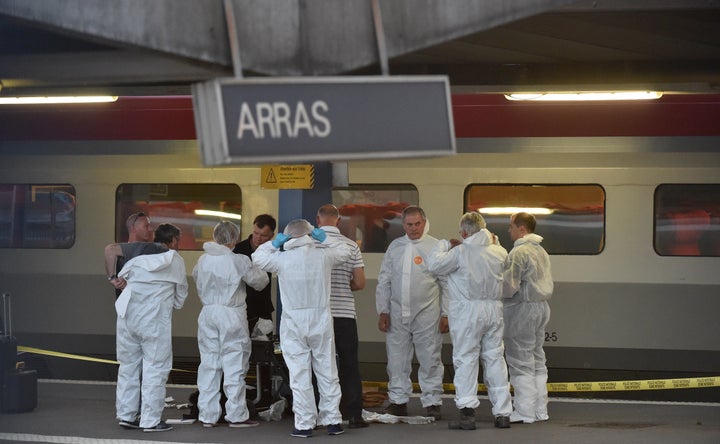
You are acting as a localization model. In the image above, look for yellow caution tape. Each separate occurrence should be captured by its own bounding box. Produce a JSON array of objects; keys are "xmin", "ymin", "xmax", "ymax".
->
[
  {"xmin": 19, "ymin": 346, "xmax": 119, "ymax": 365},
  {"xmin": 547, "ymin": 376, "xmax": 720, "ymax": 392},
  {"xmin": 18, "ymin": 346, "xmax": 196, "ymax": 373},
  {"xmin": 363, "ymin": 376, "xmax": 720, "ymax": 393},
  {"xmin": 18, "ymin": 346, "xmax": 720, "ymax": 390}
]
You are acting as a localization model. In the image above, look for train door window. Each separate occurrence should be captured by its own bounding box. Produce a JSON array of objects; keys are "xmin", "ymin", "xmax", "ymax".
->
[
  {"xmin": 464, "ymin": 184, "xmax": 605, "ymax": 255},
  {"xmin": 116, "ymin": 184, "xmax": 242, "ymax": 250},
  {"xmin": 0, "ymin": 184, "xmax": 76, "ymax": 249},
  {"xmin": 654, "ymin": 184, "xmax": 720, "ymax": 257},
  {"xmin": 332, "ymin": 184, "xmax": 418, "ymax": 253}
]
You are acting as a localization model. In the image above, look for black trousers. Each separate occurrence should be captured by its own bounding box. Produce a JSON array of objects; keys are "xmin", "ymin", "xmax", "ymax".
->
[{"xmin": 333, "ymin": 317, "xmax": 363, "ymax": 419}]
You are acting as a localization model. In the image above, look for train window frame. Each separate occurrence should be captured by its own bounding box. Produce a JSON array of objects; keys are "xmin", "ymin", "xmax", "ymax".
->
[
  {"xmin": 0, "ymin": 184, "xmax": 77, "ymax": 249},
  {"xmin": 654, "ymin": 184, "xmax": 720, "ymax": 257},
  {"xmin": 332, "ymin": 184, "xmax": 419, "ymax": 253},
  {"xmin": 464, "ymin": 183, "xmax": 606, "ymax": 255},
  {"xmin": 115, "ymin": 183, "xmax": 242, "ymax": 251}
]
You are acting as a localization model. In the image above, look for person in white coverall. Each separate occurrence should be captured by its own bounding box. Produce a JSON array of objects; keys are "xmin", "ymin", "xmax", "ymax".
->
[
  {"xmin": 503, "ymin": 212, "xmax": 553, "ymax": 424},
  {"xmin": 192, "ymin": 221, "xmax": 269, "ymax": 428},
  {"xmin": 376, "ymin": 206, "xmax": 448, "ymax": 420},
  {"xmin": 427, "ymin": 212, "xmax": 512, "ymax": 430},
  {"xmin": 252, "ymin": 219, "xmax": 353, "ymax": 437},
  {"xmin": 115, "ymin": 224, "xmax": 188, "ymax": 432}
]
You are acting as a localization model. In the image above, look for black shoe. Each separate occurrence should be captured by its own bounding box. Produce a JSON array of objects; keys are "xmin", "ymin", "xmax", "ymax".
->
[
  {"xmin": 459, "ymin": 407, "xmax": 475, "ymax": 416},
  {"xmin": 119, "ymin": 418, "xmax": 141, "ymax": 429},
  {"xmin": 426, "ymin": 405, "xmax": 442, "ymax": 420},
  {"xmin": 327, "ymin": 424, "xmax": 345, "ymax": 435},
  {"xmin": 143, "ymin": 421, "xmax": 173, "ymax": 432},
  {"xmin": 383, "ymin": 402, "xmax": 408, "ymax": 416},
  {"xmin": 448, "ymin": 407, "xmax": 475, "ymax": 430},
  {"xmin": 495, "ymin": 416, "xmax": 511, "ymax": 429},
  {"xmin": 348, "ymin": 416, "xmax": 369, "ymax": 428},
  {"xmin": 291, "ymin": 428, "xmax": 313, "ymax": 438}
]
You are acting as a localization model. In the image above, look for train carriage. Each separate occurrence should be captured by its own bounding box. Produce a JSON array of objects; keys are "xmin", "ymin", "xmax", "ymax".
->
[{"xmin": 0, "ymin": 93, "xmax": 718, "ymax": 400}]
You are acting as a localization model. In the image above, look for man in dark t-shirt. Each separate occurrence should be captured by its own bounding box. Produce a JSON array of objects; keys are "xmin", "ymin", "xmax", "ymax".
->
[{"xmin": 233, "ymin": 214, "xmax": 276, "ymax": 334}]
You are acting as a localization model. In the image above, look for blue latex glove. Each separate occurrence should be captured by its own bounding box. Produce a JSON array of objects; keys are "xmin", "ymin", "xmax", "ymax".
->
[
  {"xmin": 272, "ymin": 233, "xmax": 292, "ymax": 248},
  {"xmin": 311, "ymin": 228, "xmax": 327, "ymax": 243}
]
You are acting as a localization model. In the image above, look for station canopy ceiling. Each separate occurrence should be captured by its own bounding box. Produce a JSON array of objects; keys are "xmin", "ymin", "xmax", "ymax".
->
[{"xmin": 1, "ymin": 0, "xmax": 720, "ymax": 97}]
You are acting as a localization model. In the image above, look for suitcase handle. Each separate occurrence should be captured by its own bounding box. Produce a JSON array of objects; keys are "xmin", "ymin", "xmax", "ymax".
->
[{"xmin": 2, "ymin": 293, "xmax": 10, "ymax": 338}]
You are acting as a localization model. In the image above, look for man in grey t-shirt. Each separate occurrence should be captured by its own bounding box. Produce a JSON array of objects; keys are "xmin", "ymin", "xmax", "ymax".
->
[{"xmin": 104, "ymin": 213, "xmax": 169, "ymax": 297}]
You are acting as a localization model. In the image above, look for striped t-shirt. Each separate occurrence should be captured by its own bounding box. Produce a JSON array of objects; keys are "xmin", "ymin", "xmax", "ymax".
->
[{"xmin": 321, "ymin": 226, "xmax": 364, "ymax": 319}]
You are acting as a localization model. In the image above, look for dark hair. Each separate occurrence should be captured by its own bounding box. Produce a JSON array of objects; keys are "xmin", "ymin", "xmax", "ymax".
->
[
  {"xmin": 253, "ymin": 214, "xmax": 277, "ymax": 232},
  {"xmin": 512, "ymin": 212, "xmax": 537, "ymax": 233},
  {"xmin": 154, "ymin": 223, "xmax": 181, "ymax": 245}
]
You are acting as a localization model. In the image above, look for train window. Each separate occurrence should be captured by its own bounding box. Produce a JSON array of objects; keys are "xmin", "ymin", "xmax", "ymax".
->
[
  {"xmin": 116, "ymin": 184, "xmax": 242, "ymax": 250},
  {"xmin": 332, "ymin": 184, "xmax": 418, "ymax": 253},
  {"xmin": 0, "ymin": 184, "xmax": 76, "ymax": 249},
  {"xmin": 464, "ymin": 184, "xmax": 605, "ymax": 255},
  {"xmin": 654, "ymin": 184, "xmax": 720, "ymax": 257}
]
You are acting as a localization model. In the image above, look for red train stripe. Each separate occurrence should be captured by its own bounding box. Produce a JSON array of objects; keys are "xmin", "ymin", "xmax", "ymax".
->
[{"xmin": 1, "ymin": 94, "xmax": 718, "ymax": 140}]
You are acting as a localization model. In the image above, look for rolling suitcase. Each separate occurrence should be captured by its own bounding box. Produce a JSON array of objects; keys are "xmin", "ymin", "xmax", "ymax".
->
[
  {"xmin": 2, "ymin": 370, "xmax": 38, "ymax": 413},
  {"xmin": 0, "ymin": 335, "xmax": 16, "ymax": 375},
  {"xmin": 1, "ymin": 292, "xmax": 38, "ymax": 413},
  {"xmin": 0, "ymin": 293, "xmax": 17, "ymax": 374}
]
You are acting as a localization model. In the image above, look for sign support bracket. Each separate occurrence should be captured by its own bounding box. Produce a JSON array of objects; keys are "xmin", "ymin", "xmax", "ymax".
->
[
  {"xmin": 371, "ymin": 0, "xmax": 390, "ymax": 76},
  {"xmin": 223, "ymin": 0, "xmax": 244, "ymax": 78}
]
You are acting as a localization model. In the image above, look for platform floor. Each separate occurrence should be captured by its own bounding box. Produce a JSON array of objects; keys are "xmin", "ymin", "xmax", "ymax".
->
[{"xmin": 0, "ymin": 380, "xmax": 718, "ymax": 444}]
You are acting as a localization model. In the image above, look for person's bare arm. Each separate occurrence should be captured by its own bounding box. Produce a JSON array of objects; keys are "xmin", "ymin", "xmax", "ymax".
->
[
  {"xmin": 350, "ymin": 267, "xmax": 366, "ymax": 291},
  {"xmin": 104, "ymin": 243, "xmax": 126, "ymax": 289}
]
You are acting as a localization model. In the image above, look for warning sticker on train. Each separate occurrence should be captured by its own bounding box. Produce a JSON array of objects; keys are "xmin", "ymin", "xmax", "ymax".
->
[{"xmin": 261, "ymin": 164, "xmax": 314, "ymax": 189}]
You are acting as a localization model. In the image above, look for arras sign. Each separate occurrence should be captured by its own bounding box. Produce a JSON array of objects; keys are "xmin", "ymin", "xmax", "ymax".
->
[{"xmin": 192, "ymin": 76, "xmax": 455, "ymax": 166}]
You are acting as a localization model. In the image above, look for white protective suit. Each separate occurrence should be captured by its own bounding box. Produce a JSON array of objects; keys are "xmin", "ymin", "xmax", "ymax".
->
[
  {"xmin": 192, "ymin": 241, "xmax": 269, "ymax": 425},
  {"xmin": 502, "ymin": 233, "xmax": 553, "ymax": 423},
  {"xmin": 115, "ymin": 250, "xmax": 188, "ymax": 428},
  {"xmin": 252, "ymin": 235, "xmax": 352, "ymax": 430},
  {"xmin": 375, "ymin": 233, "xmax": 448, "ymax": 408},
  {"xmin": 427, "ymin": 229, "xmax": 512, "ymax": 417}
]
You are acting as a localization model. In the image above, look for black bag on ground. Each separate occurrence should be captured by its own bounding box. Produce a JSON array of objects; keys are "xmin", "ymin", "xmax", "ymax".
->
[
  {"xmin": 1, "ymin": 293, "xmax": 17, "ymax": 375},
  {"xmin": 2, "ymin": 369, "xmax": 38, "ymax": 413},
  {"xmin": 0, "ymin": 293, "xmax": 38, "ymax": 414},
  {"xmin": 0, "ymin": 336, "xmax": 17, "ymax": 375}
]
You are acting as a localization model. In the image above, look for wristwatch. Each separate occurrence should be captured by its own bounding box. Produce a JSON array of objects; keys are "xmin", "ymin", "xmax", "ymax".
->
[{"xmin": 107, "ymin": 274, "xmax": 117, "ymax": 281}]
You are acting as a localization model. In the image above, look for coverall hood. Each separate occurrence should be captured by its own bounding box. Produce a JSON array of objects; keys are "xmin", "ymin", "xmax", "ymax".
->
[
  {"xmin": 514, "ymin": 233, "xmax": 544, "ymax": 246},
  {"xmin": 202, "ymin": 241, "xmax": 233, "ymax": 255}
]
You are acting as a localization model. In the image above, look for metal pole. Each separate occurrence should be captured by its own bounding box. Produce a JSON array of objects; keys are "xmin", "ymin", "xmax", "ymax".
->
[
  {"xmin": 2, "ymin": 293, "xmax": 11, "ymax": 337},
  {"xmin": 223, "ymin": 0, "xmax": 244, "ymax": 78},
  {"xmin": 371, "ymin": 0, "xmax": 390, "ymax": 76}
]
